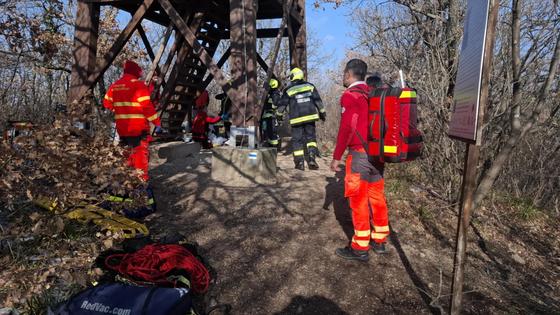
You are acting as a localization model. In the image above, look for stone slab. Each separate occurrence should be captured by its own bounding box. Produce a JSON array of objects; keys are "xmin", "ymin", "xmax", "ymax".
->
[
  {"xmin": 211, "ymin": 147, "xmax": 277, "ymax": 186},
  {"xmin": 153, "ymin": 141, "xmax": 201, "ymax": 163}
]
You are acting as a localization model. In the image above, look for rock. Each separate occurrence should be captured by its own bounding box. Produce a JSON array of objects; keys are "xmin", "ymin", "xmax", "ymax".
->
[
  {"xmin": 103, "ymin": 238, "xmax": 113, "ymax": 249},
  {"xmin": 512, "ymin": 253, "xmax": 526, "ymax": 265}
]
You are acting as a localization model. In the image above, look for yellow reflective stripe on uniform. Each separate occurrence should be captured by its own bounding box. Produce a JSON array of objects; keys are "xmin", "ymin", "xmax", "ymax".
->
[
  {"xmin": 400, "ymin": 90, "xmax": 417, "ymax": 98},
  {"xmin": 268, "ymin": 139, "xmax": 279, "ymax": 145},
  {"xmin": 374, "ymin": 225, "xmax": 390, "ymax": 233},
  {"xmin": 307, "ymin": 142, "xmax": 318, "ymax": 148},
  {"xmin": 319, "ymin": 108, "xmax": 326, "ymax": 113},
  {"xmin": 107, "ymin": 196, "xmax": 133, "ymax": 202},
  {"xmin": 148, "ymin": 198, "xmax": 154, "ymax": 205},
  {"xmin": 371, "ymin": 232, "xmax": 387, "ymax": 240},
  {"xmin": 113, "ymin": 102, "xmax": 141, "ymax": 107},
  {"xmin": 293, "ymin": 150, "xmax": 305, "ymax": 157},
  {"xmin": 137, "ymin": 96, "xmax": 151, "ymax": 103},
  {"xmin": 115, "ymin": 114, "xmax": 145, "ymax": 119},
  {"xmin": 290, "ymin": 114, "xmax": 319, "ymax": 125},
  {"xmin": 107, "ymin": 196, "xmax": 124, "ymax": 202},
  {"xmin": 354, "ymin": 230, "xmax": 370, "ymax": 237},
  {"xmin": 286, "ymin": 84, "xmax": 314, "ymax": 96},
  {"xmin": 352, "ymin": 238, "xmax": 370, "ymax": 247},
  {"xmin": 147, "ymin": 113, "xmax": 159, "ymax": 122},
  {"xmin": 104, "ymin": 95, "xmax": 112, "ymax": 101},
  {"xmin": 262, "ymin": 113, "xmax": 275, "ymax": 118},
  {"xmin": 384, "ymin": 146, "xmax": 398, "ymax": 154}
]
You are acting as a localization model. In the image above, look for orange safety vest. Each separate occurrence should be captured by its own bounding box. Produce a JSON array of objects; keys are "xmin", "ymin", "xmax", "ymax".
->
[{"xmin": 103, "ymin": 74, "xmax": 161, "ymax": 137}]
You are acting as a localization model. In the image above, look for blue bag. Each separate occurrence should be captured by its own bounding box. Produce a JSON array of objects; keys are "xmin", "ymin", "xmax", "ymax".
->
[{"xmin": 51, "ymin": 283, "xmax": 193, "ymax": 315}]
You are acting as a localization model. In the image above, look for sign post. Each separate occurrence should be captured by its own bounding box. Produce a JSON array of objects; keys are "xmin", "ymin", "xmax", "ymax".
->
[{"xmin": 448, "ymin": 0, "xmax": 500, "ymax": 314}]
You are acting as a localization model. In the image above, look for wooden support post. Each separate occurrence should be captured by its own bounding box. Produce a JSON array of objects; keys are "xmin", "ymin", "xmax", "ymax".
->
[
  {"xmin": 229, "ymin": 0, "xmax": 258, "ymax": 127},
  {"xmin": 74, "ymin": 0, "xmax": 156, "ymax": 102},
  {"xmin": 289, "ymin": 0, "xmax": 306, "ymax": 72},
  {"xmin": 450, "ymin": 0, "xmax": 499, "ymax": 313},
  {"xmin": 68, "ymin": 1, "xmax": 100, "ymax": 104},
  {"xmin": 158, "ymin": 0, "xmax": 240, "ymax": 111}
]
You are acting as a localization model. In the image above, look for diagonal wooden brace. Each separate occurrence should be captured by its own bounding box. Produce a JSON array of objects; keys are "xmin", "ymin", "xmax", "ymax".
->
[
  {"xmin": 73, "ymin": 0, "xmax": 156, "ymax": 103},
  {"xmin": 157, "ymin": 0, "xmax": 241, "ymax": 110}
]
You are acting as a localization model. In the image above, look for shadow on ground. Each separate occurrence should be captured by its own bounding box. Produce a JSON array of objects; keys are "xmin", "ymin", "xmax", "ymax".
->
[{"xmin": 146, "ymin": 143, "xmax": 560, "ymax": 314}]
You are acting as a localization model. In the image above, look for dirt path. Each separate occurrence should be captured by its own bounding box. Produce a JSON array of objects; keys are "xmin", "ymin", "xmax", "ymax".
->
[{"xmin": 148, "ymin": 144, "xmax": 560, "ymax": 315}]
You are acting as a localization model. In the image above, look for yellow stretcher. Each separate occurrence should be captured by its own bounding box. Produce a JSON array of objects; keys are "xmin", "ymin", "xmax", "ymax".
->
[{"xmin": 33, "ymin": 196, "xmax": 149, "ymax": 238}]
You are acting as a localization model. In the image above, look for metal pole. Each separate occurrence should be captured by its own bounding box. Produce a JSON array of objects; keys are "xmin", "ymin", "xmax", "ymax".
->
[{"xmin": 449, "ymin": 0, "xmax": 499, "ymax": 313}]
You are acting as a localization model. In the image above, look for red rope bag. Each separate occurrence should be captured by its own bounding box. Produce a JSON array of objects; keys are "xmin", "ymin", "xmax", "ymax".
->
[{"xmin": 105, "ymin": 244, "xmax": 210, "ymax": 294}]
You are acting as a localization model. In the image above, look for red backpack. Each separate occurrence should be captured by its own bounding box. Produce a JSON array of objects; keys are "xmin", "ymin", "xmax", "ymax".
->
[{"xmin": 353, "ymin": 86, "xmax": 423, "ymax": 163}]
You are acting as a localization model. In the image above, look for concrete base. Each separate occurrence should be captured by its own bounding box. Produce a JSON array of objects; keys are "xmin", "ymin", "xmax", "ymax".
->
[
  {"xmin": 211, "ymin": 147, "xmax": 277, "ymax": 186},
  {"xmin": 154, "ymin": 141, "xmax": 201, "ymax": 163}
]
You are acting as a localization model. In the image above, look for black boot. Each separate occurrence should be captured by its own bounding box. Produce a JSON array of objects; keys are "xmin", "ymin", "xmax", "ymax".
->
[
  {"xmin": 295, "ymin": 160, "xmax": 305, "ymax": 171},
  {"xmin": 308, "ymin": 153, "xmax": 319, "ymax": 170},
  {"xmin": 371, "ymin": 242, "xmax": 389, "ymax": 254},
  {"xmin": 335, "ymin": 246, "xmax": 369, "ymax": 261}
]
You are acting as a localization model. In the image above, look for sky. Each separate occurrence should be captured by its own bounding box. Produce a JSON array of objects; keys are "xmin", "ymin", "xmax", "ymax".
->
[{"xmin": 306, "ymin": 2, "xmax": 354, "ymax": 65}]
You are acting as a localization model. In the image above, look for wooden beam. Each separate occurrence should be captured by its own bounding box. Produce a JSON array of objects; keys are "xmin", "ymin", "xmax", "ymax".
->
[
  {"xmin": 137, "ymin": 23, "xmax": 155, "ymax": 60},
  {"xmin": 229, "ymin": 0, "xmax": 258, "ymax": 127},
  {"xmin": 158, "ymin": 12, "xmax": 205, "ymax": 108},
  {"xmin": 219, "ymin": 28, "xmax": 289, "ymax": 39},
  {"xmin": 75, "ymin": 0, "xmax": 156, "ymax": 102},
  {"xmin": 256, "ymin": 52, "xmax": 269, "ymax": 73},
  {"xmin": 289, "ymin": 0, "xmax": 306, "ymax": 72},
  {"xmin": 202, "ymin": 46, "xmax": 231, "ymax": 88},
  {"xmin": 68, "ymin": 1, "xmax": 100, "ymax": 103},
  {"xmin": 274, "ymin": 0, "xmax": 303, "ymax": 25},
  {"xmin": 158, "ymin": 0, "xmax": 240, "ymax": 110},
  {"xmin": 145, "ymin": 25, "xmax": 172, "ymax": 85}
]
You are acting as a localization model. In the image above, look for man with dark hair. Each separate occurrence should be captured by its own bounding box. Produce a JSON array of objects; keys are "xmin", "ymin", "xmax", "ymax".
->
[{"xmin": 331, "ymin": 58, "xmax": 390, "ymax": 261}]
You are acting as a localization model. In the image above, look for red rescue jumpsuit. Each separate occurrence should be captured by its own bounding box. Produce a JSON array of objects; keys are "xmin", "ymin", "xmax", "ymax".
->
[
  {"xmin": 103, "ymin": 60, "xmax": 161, "ymax": 181},
  {"xmin": 192, "ymin": 110, "xmax": 221, "ymax": 149},
  {"xmin": 333, "ymin": 82, "xmax": 390, "ymax": 251}
]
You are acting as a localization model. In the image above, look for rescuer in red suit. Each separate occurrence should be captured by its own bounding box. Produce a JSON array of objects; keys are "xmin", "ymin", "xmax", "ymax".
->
[
  {"xmin": 331, "ymin": 59, "xmax": 390, "ymax": 262},
  {"xmin": 103, "ymin": 60, "xmax": 163, "ymax": 181},
  {"xmin": 192, "ymin": 89, "xmax": 221, "ymax": 149}
]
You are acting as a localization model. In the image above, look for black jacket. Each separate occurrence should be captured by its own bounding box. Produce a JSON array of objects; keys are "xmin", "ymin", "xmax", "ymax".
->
[{"xmin": 278, "ymin": 80, "xmax": 325, "ymax": 126}]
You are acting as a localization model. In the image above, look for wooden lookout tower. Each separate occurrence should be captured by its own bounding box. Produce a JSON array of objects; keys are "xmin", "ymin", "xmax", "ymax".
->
[{"xmin": 67, "ymin": 0, "xmax": 306, "ymax": 138}]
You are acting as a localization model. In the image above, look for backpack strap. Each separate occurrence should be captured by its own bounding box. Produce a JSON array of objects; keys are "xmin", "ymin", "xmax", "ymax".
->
[
  {"xmin": 347, "ymin": 86, "xmax": 370, "ymax": 149},
  {"xmin": 348, "ymin": 88, "xmax": 387, "ymax": 162}
]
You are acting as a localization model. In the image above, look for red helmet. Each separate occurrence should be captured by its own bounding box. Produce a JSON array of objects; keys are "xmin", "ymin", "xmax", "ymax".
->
[{"xmin": 123, "ymin": 60, "xmax": 143, "ymax": 78}]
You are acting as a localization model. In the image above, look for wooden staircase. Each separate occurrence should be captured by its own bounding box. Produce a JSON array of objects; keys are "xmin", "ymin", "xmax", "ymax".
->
[{"xmin": 157, "ymin": 11, "xmax": 226, "ymax": 138}]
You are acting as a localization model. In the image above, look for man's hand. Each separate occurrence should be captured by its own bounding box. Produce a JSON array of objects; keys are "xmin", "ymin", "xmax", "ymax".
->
[
  {"xmin": 330, "ymin": 159, "xmax": 342, "ymax": 172},
  {"xmin": 319, "ymin": 112, "xmax": 326, "ymax": 121}
]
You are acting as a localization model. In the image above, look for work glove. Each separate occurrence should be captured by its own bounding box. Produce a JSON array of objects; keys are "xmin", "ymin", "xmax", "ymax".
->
[
  {"xmin": 154, "ymin": 126, "xmax": 166, "ymax": 134},
  {"xmin": 319, "ymin": 112, "xmax": 326, "ymax": 121}
]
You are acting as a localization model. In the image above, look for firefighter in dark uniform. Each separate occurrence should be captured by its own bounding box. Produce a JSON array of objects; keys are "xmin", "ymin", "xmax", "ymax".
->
[
  {"xmin": 215, "ymin": 81, "xmax": 233, "ymax": 138},
  {"xmin": 260, "ymin": 79, "xmax": 282, "ymax": 147},
  {"xmin": 278, "ymin": 68, "xmax": 326, "ymax": 170}
]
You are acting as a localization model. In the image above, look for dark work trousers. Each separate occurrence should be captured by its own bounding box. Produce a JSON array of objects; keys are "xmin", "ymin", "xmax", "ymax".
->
[
  {"xmin": 261, "ymin": 117, "xmax": 279, "ymax": 147},
  {"xmin": 291, "ymin": 122, "xmax": 319, "ymax": 164}
]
